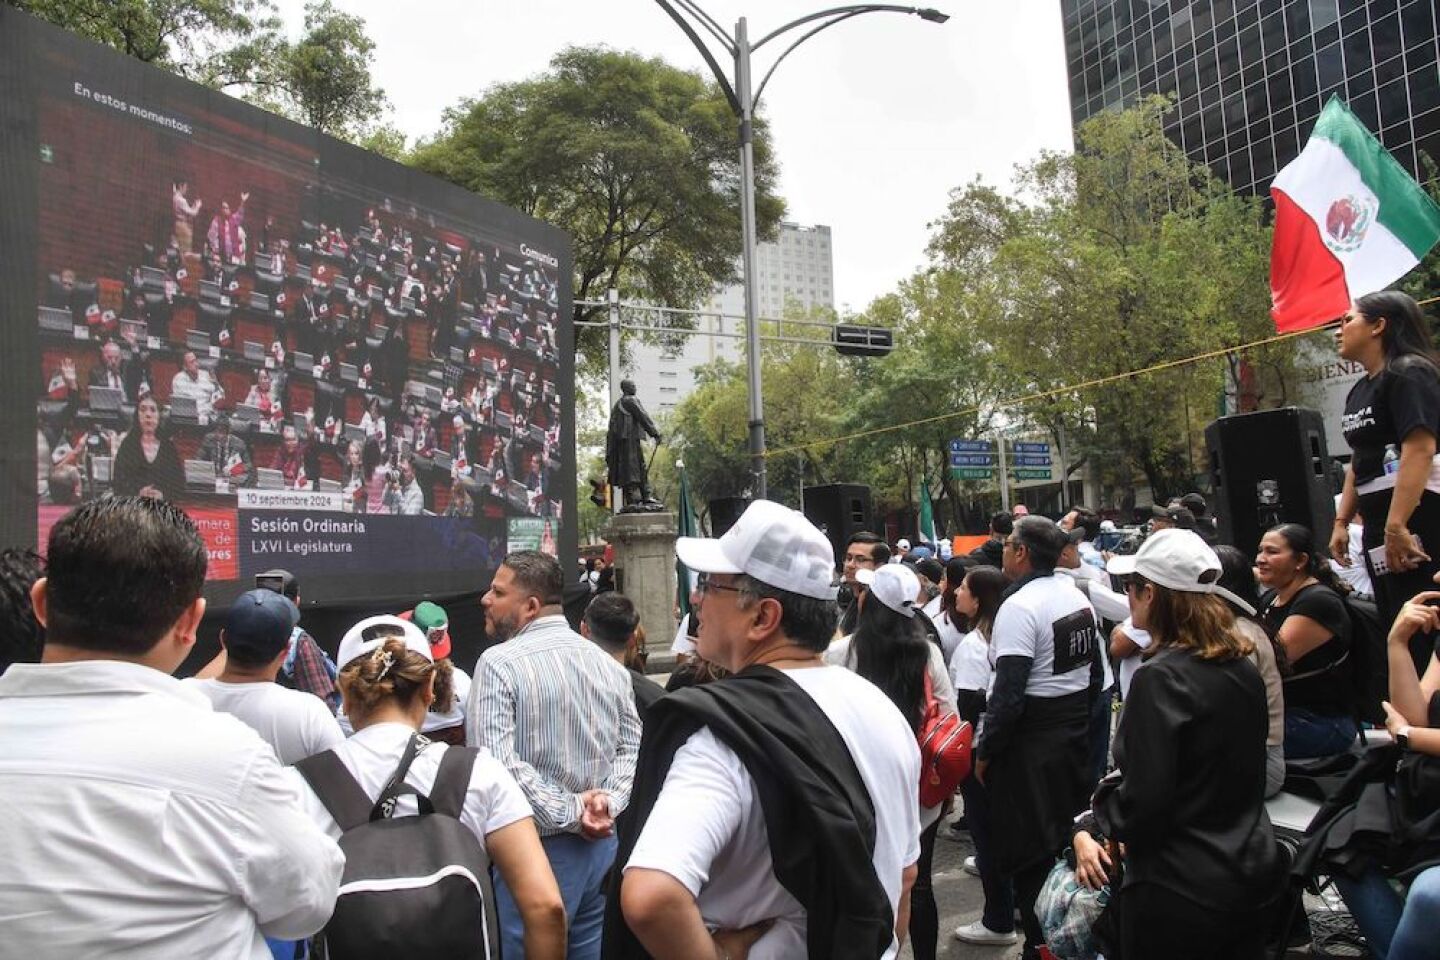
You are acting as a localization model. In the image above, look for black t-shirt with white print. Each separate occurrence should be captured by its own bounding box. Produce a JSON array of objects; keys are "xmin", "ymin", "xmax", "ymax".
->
[{"xmin": 1342, "ymin": 355, "xmax": 1440, "ymax": 489}]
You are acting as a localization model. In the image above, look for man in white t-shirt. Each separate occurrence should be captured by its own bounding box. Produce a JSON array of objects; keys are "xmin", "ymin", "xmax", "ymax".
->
[
  {"xmin": 973, "ymin": 516, "xmax": 1102, "ymax": 960},
  {"xmin": 612, "ymin": 500, "xmax": 921, "ymax": 960},
  {"xmin": 186, "ymin": 589, "xmax": 344, "ymax": 765}
]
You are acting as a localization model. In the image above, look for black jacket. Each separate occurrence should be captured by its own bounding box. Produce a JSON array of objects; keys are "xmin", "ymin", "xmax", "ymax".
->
[
  {"xmin": 602, "ymin": 665, "xmax": 893, "ymax": 960},
  {"xmin": 1094, "ymin": 647, "xmax": 1282, "ymax": 911}
]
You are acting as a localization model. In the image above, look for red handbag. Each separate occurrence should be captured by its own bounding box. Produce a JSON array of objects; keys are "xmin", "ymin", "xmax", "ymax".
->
[{"xmin": 917, "ymin": 671, "xmax": 972, "ymax": 808}]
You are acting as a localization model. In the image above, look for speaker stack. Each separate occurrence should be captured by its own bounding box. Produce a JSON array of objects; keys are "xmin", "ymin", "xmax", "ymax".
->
[
  {"xmin": 706, "ymin": 497, "xmax": 750, "ymax": 537},
  {"xmin": 1204, "ymin": 407, "xmax": 1336, "ymax": 558},
  {"xmin": 802, "ymin": 483, "xmax": 874, "ymax": 570}
]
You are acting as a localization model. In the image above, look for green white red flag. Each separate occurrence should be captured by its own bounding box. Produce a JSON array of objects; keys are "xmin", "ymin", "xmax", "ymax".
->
[{"xmin": 1270, "ymin": 97, "xmax": 1440, "ymax": 332}]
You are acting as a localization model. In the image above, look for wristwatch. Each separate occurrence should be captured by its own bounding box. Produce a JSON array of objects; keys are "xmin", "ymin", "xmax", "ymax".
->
[{"xmin": 1396, "ymin": 725, "xmax": 1412, "ymax": 750}]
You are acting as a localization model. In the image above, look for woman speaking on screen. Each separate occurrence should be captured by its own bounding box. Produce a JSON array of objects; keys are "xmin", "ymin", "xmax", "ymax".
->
[{"xmin": 1332, "ymin": 291, "xmax": 1440, "ymax": 669}]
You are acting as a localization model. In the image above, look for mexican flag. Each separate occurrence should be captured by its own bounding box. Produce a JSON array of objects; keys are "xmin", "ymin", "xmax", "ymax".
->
[
  {"xmin": 918, "ymin": 479, "xmax": 937, "ymax": 546},
  {"xmin": 1270, "ymin": 97, "xmax": 1440, "ymax": 333}
]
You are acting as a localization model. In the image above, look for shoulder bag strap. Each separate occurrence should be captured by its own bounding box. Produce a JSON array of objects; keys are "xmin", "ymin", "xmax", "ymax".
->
[
  {"xmin": 294, "ymin": 750, "xmax": 374, "ymax": 832},
  {"xmin": 430, "ymin": 745, "xmax": 480, "ymax": 820}
]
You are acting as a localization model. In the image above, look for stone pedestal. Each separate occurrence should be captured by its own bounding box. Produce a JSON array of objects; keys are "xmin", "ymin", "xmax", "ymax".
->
[{"xmin": 604, "ymin": 512, "xmax": 678, "ymax": 663}]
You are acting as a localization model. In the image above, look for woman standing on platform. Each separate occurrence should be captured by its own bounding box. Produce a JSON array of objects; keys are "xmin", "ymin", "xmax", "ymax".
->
[{"xmin": 1332, "ymin": 291, "xmax": 1440, "ymax": 671}]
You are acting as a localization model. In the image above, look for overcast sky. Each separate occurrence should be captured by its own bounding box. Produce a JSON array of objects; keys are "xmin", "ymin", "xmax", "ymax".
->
[{"xmin": 274, "ymin": 0, "xmax": 1075, "ymax": 313}]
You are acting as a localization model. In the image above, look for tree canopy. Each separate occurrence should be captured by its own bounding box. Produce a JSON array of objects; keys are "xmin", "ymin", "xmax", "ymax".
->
[
  {"xmin": 412, "ymin": 46, "xmax": 785, "ymax": 377},
  {"xmin": 9, "ymin": 0, "xmax": 395, "ymax": 146},
  {"xmin": 669, "ymin": 96, "xmax": 1297, "ymax": 526}
]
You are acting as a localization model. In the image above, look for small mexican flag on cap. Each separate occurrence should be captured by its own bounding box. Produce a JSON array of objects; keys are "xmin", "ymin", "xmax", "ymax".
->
[{"xmin": 1270, "ymin": 97, "xmax": 1440, "ymax": 333}]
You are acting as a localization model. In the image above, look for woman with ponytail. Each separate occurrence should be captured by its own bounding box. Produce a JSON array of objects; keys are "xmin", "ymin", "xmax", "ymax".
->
[{"xmin": 296, "ymin": 616, "xmax": 566, "ymax": 958}]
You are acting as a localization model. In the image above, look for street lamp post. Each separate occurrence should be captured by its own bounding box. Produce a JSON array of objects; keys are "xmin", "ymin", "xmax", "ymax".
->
[{"xmin": 652, "ymin": 1, "xmax": 948, "ymax": 499}]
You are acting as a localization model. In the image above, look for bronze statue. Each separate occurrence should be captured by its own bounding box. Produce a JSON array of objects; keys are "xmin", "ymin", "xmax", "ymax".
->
[{"xmin": 605, "ymin": 379, "xmax": 663, "ymax": 512}]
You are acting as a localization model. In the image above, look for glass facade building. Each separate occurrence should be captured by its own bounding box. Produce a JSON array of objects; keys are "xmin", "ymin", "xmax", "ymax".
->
[{"xmin": 1060, "ymin": 1, "xmax": 1440, "ymax": 196}]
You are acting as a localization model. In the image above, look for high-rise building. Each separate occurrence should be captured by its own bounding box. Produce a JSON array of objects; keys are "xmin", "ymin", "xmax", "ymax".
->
[
  {"xmin": 1060, "ymin": 0, "xmax": 1440, "ymax": 196},
  {"xmin": 624, "ymin": 222, "xmax": 835, "ymax": 416}
]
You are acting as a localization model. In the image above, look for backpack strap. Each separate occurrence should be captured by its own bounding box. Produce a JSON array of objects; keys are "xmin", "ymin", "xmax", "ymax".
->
[
  {"xmin": 294, "ymin": 749, "xmax": 374, "ymax": 832},
  {"xmin": 370, "ymin": 733, "xmax": 434, "ymax": 821},
  {"xmin": 430, "ymin": 746, "xmax": 479, "ymax": 820}
]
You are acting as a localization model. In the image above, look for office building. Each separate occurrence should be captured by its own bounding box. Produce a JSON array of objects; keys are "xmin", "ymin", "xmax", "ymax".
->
[
  {"xmin": 625, "ymin": 222, "xmax": 835, "ymax": 416},
  {"xmin": 1060, "ymin": 0, "xmax": 1440, "ymax": 196}
]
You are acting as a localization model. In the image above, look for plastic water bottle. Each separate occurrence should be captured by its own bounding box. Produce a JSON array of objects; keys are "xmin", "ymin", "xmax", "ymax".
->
[{"xmin": 1384, "ymin": 444, "xmax": 1401, "ymax": 476}]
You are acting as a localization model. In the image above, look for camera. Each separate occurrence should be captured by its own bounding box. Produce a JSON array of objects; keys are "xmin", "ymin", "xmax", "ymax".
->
[{"xmin": 386, "ymin": 467, "xmax": 401, "ymax": 485}]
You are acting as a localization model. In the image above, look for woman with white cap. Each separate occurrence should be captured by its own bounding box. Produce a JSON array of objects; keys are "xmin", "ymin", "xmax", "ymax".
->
[
  {"xmin": 825, "ymin": 563, "xmax": 956, "ymax": 960},
  {"xmin": 297, "ymin": 615, "xmax": 566, "ymax": 958},
  {"xmin": 1071, "ymin": 530, "xmax": 1282, "ymax": 959},
  {"xmin": 334, "ymin": 606, "xmax": 468, "ymax": 744}
]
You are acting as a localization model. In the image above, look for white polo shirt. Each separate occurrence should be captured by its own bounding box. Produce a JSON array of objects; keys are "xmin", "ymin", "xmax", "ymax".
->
[
  {"xmin": 0, "ymin": 660, "xmax": 343, "ymax": 958},
  {"xmin": 625, "ymin": 665, "xmax": 921, "ymax": 960}
]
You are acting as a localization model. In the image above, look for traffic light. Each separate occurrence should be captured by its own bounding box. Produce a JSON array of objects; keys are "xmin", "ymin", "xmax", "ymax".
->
[{"xmin": 832, "ymin": 323, "xmax": 894, "ymax": 357}]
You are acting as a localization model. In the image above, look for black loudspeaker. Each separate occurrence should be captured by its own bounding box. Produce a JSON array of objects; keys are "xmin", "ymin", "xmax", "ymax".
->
[
  {"xmin": 1205, "ymin": 407, "xmax": 1335, "ymax": 558},
  {"xmin": 707, "ymin": 497, "xmax": 750, "ymax": 537},
  {"xmin": 803, "ymin": 483, "xmax": 874, "ymax": 569}
]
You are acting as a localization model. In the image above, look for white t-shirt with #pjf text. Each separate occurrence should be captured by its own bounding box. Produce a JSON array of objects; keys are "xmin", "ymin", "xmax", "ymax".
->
[
  {"xmin": 184, "ymin": 678, "xmax": 344, "ymax": 765},
  {"xmin": 991, "ymin": 574, "xmax": 1100, "ymax": 699},
  {"xmin": 295, "ymin": 721, "xmax": 532, "ymax": 845},
  {"xmin": 624, "ymin": 665, "xmax": 921, "ymax": 960}
]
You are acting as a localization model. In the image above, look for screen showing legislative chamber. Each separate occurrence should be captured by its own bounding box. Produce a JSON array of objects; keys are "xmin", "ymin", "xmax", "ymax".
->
[{"xmin": 0, "ymin": 9, "xmax": 576, "ymax": 605}]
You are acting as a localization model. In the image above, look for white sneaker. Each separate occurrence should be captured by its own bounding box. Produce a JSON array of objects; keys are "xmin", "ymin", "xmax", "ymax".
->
[
  {"xmin": 953, "ymin": 920, "xmax": 1019, "ymax": 945},
  {"xmin": 963, "ymin": 855, "xmax": 980, "ymax": 876}
]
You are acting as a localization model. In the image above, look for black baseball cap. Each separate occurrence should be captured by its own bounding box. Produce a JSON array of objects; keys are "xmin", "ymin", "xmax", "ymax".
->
[{"xmin": 224, "ymin": 588, "xmax": 300, "ymax": 662}]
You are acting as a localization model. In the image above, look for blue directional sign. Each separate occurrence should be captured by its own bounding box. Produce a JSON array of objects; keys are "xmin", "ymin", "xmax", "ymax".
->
[
  {"xmin": 1012, "ymin": 454, "xmax": 1053, "ymax": 467},
  {"xmin": 950, "ymin": 453, "xmax": 996, "ymax": 467},
  {"xmin": 949, "ymin": 439, "xmax": 992, "ymax": 453},
  {"xmin": 1012, "ymin": 441, "xmax": 1050, "ymax": 454}
]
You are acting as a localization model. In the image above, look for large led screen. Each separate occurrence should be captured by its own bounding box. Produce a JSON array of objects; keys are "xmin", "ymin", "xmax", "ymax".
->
[{"xmin": 0, "ymin": 10, "xmax": 576, "ymax": 605}]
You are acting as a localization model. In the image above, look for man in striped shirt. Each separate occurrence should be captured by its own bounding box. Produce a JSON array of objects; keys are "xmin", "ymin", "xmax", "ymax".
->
[{"xmin": 469, "ymin": 550, "xmax": 641, "ymax": 960}]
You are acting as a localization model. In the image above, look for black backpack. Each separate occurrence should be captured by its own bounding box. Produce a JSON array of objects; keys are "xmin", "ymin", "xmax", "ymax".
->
[{"xmin": 295, "ymin": 734, "xmax": 500, "ymax": 960}]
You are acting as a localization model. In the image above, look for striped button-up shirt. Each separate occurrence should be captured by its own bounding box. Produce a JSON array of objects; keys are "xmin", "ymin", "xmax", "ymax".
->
[{"xmin": 468, "ymin": 614, "xmax": 641, "ymax": 835}]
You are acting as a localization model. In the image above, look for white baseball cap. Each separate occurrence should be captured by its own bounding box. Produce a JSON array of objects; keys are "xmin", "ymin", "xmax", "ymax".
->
[
  {"xmin": 1106, "ymin": 528, "xmax": 1255, "ymax": 615},
  {"xmin": 896, "ymin": 538, "xmax": 911, "ymax": 550},
  {"xmin": 336, "ymin": 615, "xmax": 433, "ymax": 671},
  {"xmin": 855, "ymin": 564, "xmax": 920, "ymax": 618},
  {"xmin": 676, "ymin": 499, "xmax": 838, "ymax": 601}
]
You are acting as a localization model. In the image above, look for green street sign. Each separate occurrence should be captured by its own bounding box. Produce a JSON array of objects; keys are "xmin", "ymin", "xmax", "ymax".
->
[
  {"xmin": 951, "ymin": 466, "xmax": 994, "ymax": 480},
  {"xmin": 1013, "ymin": 468, "xmax": 1053, "ymax": 480}
]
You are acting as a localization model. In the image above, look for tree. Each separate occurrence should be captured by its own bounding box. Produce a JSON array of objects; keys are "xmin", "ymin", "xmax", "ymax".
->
[
  {"xmin": 412, "ymin": 46, "xmax": 785, "ymax": 376},
  {"xmin": 927, "ymin": 96, "xmax": 1288, "ymax": 503},
  {"xmin": 8, "ymin": 0, "xmax": 278, "ymax": 77},
  {"xmin": 10, "ymin": 0, "xmax": 395, "ymax": 147},
  {"xmin": 243, "ymin": 1, "xmax": 389, "ymax": 140}
]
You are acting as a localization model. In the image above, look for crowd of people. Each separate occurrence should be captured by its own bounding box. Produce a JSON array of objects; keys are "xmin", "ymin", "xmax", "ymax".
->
[
  {"xmin": 37, "ymin": 176, "xmax": 563, "ymax": 519},
  {"xmin": 1, "ymin": 291, "xmax": 1438, "ymax": 960}
]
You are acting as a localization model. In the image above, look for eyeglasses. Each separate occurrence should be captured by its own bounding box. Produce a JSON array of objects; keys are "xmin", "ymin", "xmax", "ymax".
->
[
  {"xmin": 842, "ymin": 552, "xmax": 875, "ymax": 566},
  {"xmin": 1002, "ymin": 538, "xmax": 1021, "ymax": 550},
  {"xmin": 1122, "ymin": 577, "xmax": 1146, "ymax": 593},
  {"xmin": 696, "ymin": 573, "xmax": 743, "ymax": 598}
]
